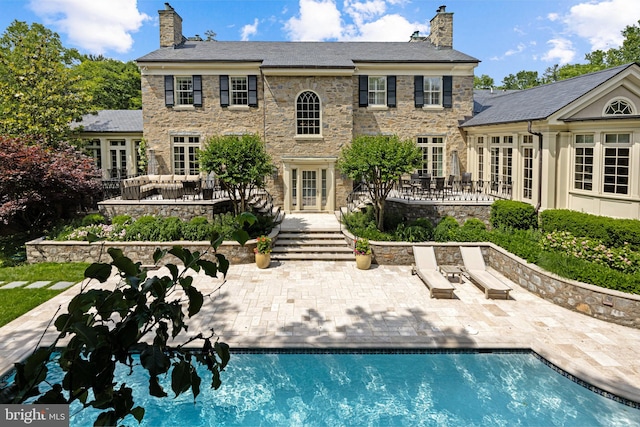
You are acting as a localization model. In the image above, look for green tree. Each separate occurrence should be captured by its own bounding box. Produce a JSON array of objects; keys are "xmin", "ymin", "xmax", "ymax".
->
[
  {"xmin": 0, "ymin": 21, "xmax": 91, "ymax": 145},
  {"xmin": 199, "ymin": 134, "xmax": 274, "ymax": 215},
  {"xmin": 474, "ymin": 74, "xmax": 495, "ymax": 89},
  {"xmin": 337, "ymin": 134, "xmax": 421, "ymax": 231},
  {"xmin": 73, "ymin": 55, "xmax": 142, "ymax": 110},
  {"xmin": 500, "ymin": 70, "xmax": 540, "ymax": 90}
]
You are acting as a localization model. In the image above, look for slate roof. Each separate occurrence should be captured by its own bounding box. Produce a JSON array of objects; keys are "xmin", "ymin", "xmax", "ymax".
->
[
  {"xmin": 137, "ymin": 41, "xmax": 479, "ymax": 67},
  {"xmin": 462, "ymin": 63, "xmax": 634, "ymax": 127},
  {"xmin": 74, "ymin": 110, "xmax": 143, "ymax": 133}
]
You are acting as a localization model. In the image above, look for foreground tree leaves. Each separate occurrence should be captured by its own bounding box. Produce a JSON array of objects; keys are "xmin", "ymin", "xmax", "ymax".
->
[{"xmin": 1, "ymin": 237, "xmax": 235, "ymax": 426}]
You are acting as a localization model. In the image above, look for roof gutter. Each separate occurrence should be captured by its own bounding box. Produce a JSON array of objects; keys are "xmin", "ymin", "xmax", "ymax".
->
[{"xmin": 528, "ymin": 121, "xmax": 543, "ymax": 214}]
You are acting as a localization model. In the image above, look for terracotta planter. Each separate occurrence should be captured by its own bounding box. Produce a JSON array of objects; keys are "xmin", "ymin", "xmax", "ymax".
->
[
  {"xmin": 255, "ymin": 253, "xmax": 271, "ymax": 269},
  {"xmin": 355, "ymin": 254, "xmax": 372, "ymax": 270}
]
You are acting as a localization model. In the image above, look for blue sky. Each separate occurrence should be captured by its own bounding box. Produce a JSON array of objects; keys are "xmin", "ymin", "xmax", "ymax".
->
[{"xmin": 1, "ymin": 0, "xmax": 639, "ymax": 83}]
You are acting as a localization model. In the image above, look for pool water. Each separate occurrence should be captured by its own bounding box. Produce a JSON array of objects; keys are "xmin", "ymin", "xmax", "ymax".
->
[{"xmin": 31, "ymin": 351, "xmax": 640, "ymax": 426}]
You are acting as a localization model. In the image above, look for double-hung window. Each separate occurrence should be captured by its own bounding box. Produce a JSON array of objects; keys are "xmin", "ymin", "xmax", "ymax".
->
[
  {"xmin": 603, "ymin": 133, "xmax": 630, "ymax": 195},
  {"xmin": 230, "ymin": 76, "xmax": 248, "ymax": 106},
  {"xmin": 175, "ymin": 76, "xmax": 193, "ymax": 106},
  {"xmin": 424, "ymin": 77, "xmax": 442, "ymax": 106},
  {"xmin": 368, "ymin": 76, "xmax": 386, "ymax": 106},
  {"xmin": 417, "ymin": 136, "xmax": 444, "ymax": 177},
  {"xmin": 574, "ymin": 134, "xmax": 594, "ymax": 191},
  {"xmin": 173, "ymin": 136, "xmax": 200, "ymax": 175},
  {"xmin": 164, "ymin": 75, "xmax": 202, "ymax": 107},
  {"xmin": 522, "ymin": 135, "xmax": 533, "ymax": 200}
]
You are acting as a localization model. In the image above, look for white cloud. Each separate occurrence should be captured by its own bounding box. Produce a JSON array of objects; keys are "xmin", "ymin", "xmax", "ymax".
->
[
  {"xmin": 562, "ymin": 0, "xmax": 640, "ymax": 51},
  {"xmin": 547, "ymin": 13, "xmax": 559, "ymax": 22},
  {"xmin": 542, "ymin": 38, "xmax": 576, "ymax": 64},
  {"xmin": 284, "ymin": 0, "xmax": 343, "ymax": 40},
  {"xmin": 504, "ymin": 43, "xmax": 526, "ymax": 57},
  {"xmin": 284, "ymin": 0, "xmax": 427, "ymax": 41},
  {"xmin": 241, "ymin": 19, "xmax": 259, "ymax": 41},
  {"xmin": 28, "ymin": 0, "xmax": 150, "ymax": 54}
]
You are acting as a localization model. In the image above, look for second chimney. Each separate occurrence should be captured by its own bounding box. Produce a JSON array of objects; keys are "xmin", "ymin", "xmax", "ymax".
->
[
  {"xmin": 159, "ymin": 3, "xmax": 184, "ymax": 48},
  {"xmin": 428, "ymin": 5, "xmax": 453, "ymax": 49}
]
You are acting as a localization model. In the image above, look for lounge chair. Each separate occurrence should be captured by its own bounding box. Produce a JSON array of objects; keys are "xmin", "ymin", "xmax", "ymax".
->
[
  {"xmin": 412, "ymin": 246, "xmax": 456, "ymax": 299},
  {"xmin": 459, "ymin": 246, "xmax": 512, "ymax": 299}
]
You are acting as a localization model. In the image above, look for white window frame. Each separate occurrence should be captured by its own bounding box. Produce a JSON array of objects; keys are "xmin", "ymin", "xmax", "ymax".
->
[
  {"xmin": 417, "ymin": 136, "xmax": 445, "ymax": 177},
  {"xmin": 424, "ymin": 77, "xmax": 442, "ymax": 106},
  {"xmin": 172, "ymin": 135, "xmax": 200, "ymax": 175},
  {"xmin": 175, "ymin": 76, "xmax": 194, "ymax": 106},
  {"xmin": 573, "ymin": 134, "xmax": 594, "ymax": 192},
  {"xmin": 603, "ymin": 97, "xmax": 635, "ymax": 116},
  {"xmin": 230, "ymin": 76, "xmax": 248, "ymax": 106},
  {"xmin": 602, "ymin": 133, "xmax": 630, "ymax": 195},
  {"xmin": 368, "ymin": 76, "xmax": 386, "ymax": 106},
  {"xmin": 296, "ymin": 91, "xmax": 322, "ymax": 136}
]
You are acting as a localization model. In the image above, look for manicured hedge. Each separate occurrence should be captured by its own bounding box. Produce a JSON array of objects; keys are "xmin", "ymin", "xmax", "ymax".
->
[
  {"xmin": 490, "ymin": 200, "xmax": 538, "ymax": 230},
  {"xmin": 539, "ymin": 209, "xmax": 640, "ymax": 251}
]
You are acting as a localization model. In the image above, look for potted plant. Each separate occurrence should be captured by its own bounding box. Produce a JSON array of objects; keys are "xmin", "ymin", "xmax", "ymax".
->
[
  {"xmin": 354, "ymin": 238, "xmax": 372, "ymax": 270},
  {"xmin": 254, "ymin": 235, "xmax": 272, "ymax": 269}
]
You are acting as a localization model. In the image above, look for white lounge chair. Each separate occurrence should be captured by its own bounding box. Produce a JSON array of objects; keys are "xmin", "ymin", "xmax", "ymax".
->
[
  {"xmin": 460, "ymin": 246, "xmax": 512, "ymax": 299},
  {"xmin": 412, "ymin": 246, "xmax": 456, "ymax": 299}
]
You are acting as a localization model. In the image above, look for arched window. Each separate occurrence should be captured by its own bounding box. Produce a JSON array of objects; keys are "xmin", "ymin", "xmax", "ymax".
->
[
  {"xmin": 296, "ymin": 91, "xmax": 321, "ymax": 135},
  {"xmin": 604, "ymin": 98, "xmax": 634, "ymax": 115}
]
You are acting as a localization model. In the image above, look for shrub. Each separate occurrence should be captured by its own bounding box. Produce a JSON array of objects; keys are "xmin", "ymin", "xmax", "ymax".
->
[
  {"xmin": 542, "ymin": 230, "xmax": 639, "ymax": 274},
  {"xmin": 490, "ymin": 200, "xmax": 538, "ymax": 230},
  {"xmin": 395, "ymin": 218, "xmax": 433, "ymax": 242},
  {"xmin": 182, "ymin": 217, "xmax": 214, "ymax": 241},
  {"xmin": 156, "ymin": 217, "xmax": 183, "ymax": 241},
  {"xmin": 540, "ymin": 209, "xmax": 640, "ymax": 250},
  {"xmin": 487, "ymin": 228, "xmax": 542, "ymax": 263},
  {"xmin": 433, "ymin": 216, "xmax": 460, "ymax": 242},
  {"xmin": 455, "ymin": 218, "xmax": 488, "ymax": 242},
  {"xmin": 124, "ymin": 216, "xmax": 162, "ymax": 241},
  {"xmin": 81, "ymin": 213, "xmax": 105, "ymax": 226},
  {"xmin": 111, "ymin": 215, "xmax": 132, "ymax": 226},
  {"xmin": 342, "ymin": 209, "xmax": 394, "ymax": 241},
  {"xmin": 537, "ymin": 251, "xmax": 640, "ymax": 295}
]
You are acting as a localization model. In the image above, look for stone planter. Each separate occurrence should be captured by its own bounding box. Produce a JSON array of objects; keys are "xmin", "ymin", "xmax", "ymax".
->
[
  {"xmin": 255, "ymin": 253, "xmax": 271, "ymax": 269},
  {"xmin": 355, "ymin": 254, "xmax": 372, "ymax": 270}
]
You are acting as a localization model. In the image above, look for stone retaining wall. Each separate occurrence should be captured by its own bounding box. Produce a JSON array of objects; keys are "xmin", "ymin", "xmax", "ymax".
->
[
  {"xmin": 385, "ymin": 198, "xmax": 492, "ymax": 226},
  {"xmin": 26, "ymin": 238, "xmax": 257, "ymax": 266},
  {"xmin": 98, "ymin": 199, "xmax": 234, "ymax": 221},
  {"xmin": 342, "ymin": 232, "xmax": 640, "ymax": 329}
]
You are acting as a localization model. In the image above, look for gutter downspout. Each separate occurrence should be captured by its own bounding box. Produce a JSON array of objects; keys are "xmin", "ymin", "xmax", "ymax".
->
[{"xmin": 528, "ymin": 121, "xmax": 543, "ymax": 213}]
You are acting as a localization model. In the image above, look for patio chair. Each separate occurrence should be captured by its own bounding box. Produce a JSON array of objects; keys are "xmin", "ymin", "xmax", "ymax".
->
[
  {"xmin": 459, "ymin": 246, "xmax": 512, "ymax": 299},
  {"xmin": 461, "ymin": 172, "xmax": 473, "ymax": 192},
  {"xmin": 412, "ymin": 246, "xmax": 456, "ymax": 298},
  {"xmin": 444, "ymin": 174, "xmax": 455, "ymax": 195},
  {"xmin": 434, "ymin": 177, "xmax": 445, "ymax": 198}
]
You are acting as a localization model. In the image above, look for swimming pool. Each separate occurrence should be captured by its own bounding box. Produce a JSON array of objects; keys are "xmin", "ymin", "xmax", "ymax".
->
[{"xmin": 20, "ymin": 350, "xmax": 640, "ymax": 426}]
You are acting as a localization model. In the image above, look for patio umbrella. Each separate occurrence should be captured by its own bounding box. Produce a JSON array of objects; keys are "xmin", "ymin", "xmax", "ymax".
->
[{"xmin": 450, "ymin": 150, "xmax": 461, "ymax": 179}]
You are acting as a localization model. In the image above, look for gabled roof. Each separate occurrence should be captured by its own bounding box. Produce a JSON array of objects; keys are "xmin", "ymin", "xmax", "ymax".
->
[
  {"xmin": 74, "ymin": 110, "xmax": 143, "ymax": 133},
  {"xmin": 136, "ymin": 41, "xmax": 479, "ymax": 68},
  {"xmin": 462, "ymin": 63, "xmax": 637, "ymax": 127}
]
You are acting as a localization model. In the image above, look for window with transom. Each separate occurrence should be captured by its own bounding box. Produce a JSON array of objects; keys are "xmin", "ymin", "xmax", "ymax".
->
[
  {"xmin": 173, "ymin": 136, "xmax": 200, "ymax": 175},
  {"xmin": 417, "ymin": 136, "xmax": 444, "ymax": 177}
]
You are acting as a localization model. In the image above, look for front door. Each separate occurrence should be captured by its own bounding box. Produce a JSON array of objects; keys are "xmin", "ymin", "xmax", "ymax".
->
[{"xmin": 301, "ymin": 170, "xmax": 318, "ymax": 210}]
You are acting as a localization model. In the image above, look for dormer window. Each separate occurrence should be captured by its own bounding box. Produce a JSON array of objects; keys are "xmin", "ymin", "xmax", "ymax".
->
[{"xmin": 604, "ymin": 98, "xmax": 634, "ymax": 115}]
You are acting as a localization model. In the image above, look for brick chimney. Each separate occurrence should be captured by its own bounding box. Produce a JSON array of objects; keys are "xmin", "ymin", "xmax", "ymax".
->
[
  {"xmin": 159, "ymin": 3, "xmax": 184, "ymax": 48},
  {"xmin": 428, "ymin": 5, "xmax": 453, "ymax": 49}
]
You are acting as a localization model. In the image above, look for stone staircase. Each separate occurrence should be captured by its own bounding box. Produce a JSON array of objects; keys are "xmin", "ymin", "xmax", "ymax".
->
[
  {"xmin": 271, "ymin": 213, "xmax": 353, "ymax": 261},
  {"xmin": 271, "ymin": 230, "xmax": 353, "ymax": 261}
]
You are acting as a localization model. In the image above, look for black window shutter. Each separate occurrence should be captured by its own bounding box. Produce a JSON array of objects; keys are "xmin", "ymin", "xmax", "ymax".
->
[
  {"xmin": 414, "ymin": 76, "xmax": 424, "ymax": 108},
  {"xmin": 220, "ymin": 75, "xmax": 229, "ymax": 107},
  {"xmin": 387, "ymin": 76, "xmax": 396, "ymax": 108},
  {"xmin": 359, "ymin": 75, "xmax": 368, "ymax": 107},
  {"xmin": 248, "ymin": 75, "xmax": 258, "ymax": 107},
  {"xmin": 164, "ymin": 75, "xmax": 174, "ymax": 107},
  {"xmin": 443, "ymin": 75, "xmax": 453, "ymax": 108},
  {"xmin": 193, "ymin": 75, "xmax": 202, "ymax": 107}
]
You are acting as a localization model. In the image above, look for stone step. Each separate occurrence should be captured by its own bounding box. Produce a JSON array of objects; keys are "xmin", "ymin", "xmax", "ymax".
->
[
  {"xmin": 272, "ymin": 246, "xmax": 352, "ymax": 253},
  {"xmin": 271, "ymin": 252, "xmax": 355, "ymax": 261},
  {"xmin": 278, "ymin": 232, "xmax": 344, "ymax": 239},
  {"xmin": 276, "ymin": 239, "xmax": 347, "ymax": 246}
]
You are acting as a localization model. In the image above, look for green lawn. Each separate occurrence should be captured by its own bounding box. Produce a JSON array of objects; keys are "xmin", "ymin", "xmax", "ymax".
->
[{"xmin": 0, "ymin": 262, "xmax": 89, "ymax": 327}]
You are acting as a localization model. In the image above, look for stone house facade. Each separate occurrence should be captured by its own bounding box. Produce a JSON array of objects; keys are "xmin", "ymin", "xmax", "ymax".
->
[{"xmin": 135, "ymin": 3, "xmax": 478, "ymax": 213}]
